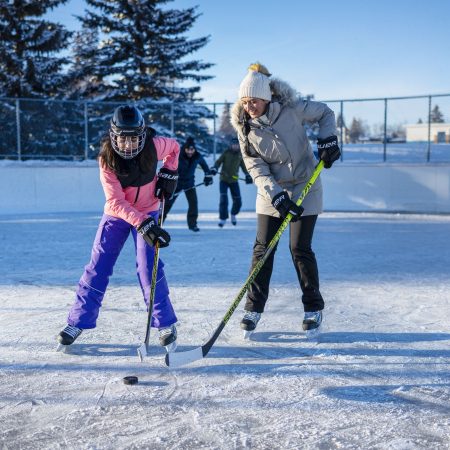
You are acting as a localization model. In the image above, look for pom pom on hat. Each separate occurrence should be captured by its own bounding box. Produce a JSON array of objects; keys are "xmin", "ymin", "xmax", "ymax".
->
[
  {"xmin": 238, "ymin": 62, "xmax": 272, "ymax": 101},
  {"xmin": 247, "ymin": 63, "xmax": 271, "ymax": 77}
]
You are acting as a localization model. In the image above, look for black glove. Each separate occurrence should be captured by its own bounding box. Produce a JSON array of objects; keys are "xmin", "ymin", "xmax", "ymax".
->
[
  {"xmin": 137, "ymin": 217, "xmax": 171, "ymax": 248},
  {"xmin": 204, "ymin": 174, "xmax": 213, "ymax": 186},
  {"xmin": 245, "ymin": 174, "xmax": 253, "ymax": 184},
  {"xmin": 271, "ymin": 191, "xmax": 304, "ymax": 222},
  {"xmin": 155, "ymin": 168, "xmax": 178, "ymax": 199},
  {"xmin": 209, "ymin": 167, "xmax": 218, "ymax": 176},
  {"xmin": 317, "ymin": 135, "xmax": 341, "ymax": 169}
]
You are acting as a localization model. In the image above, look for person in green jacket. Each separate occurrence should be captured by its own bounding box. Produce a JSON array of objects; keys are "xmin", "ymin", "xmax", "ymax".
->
[{"xmin": 210, "ymin": 137, "xmax": 253, "ymax": 227}]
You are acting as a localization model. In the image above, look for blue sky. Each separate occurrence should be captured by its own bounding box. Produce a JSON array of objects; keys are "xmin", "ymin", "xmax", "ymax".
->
[{"xmin": 48, "ymin": 0, "xmax": 450, "ymax": 106}]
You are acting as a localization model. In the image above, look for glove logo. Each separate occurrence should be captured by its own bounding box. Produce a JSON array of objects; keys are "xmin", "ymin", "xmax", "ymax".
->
[
  {"xmin": 272, "ymin": 193, "xmax": 286, "ymax": 208},
  {"xmin": 158, "ymin": 173, "xmax": 178, "ymax": 180}
]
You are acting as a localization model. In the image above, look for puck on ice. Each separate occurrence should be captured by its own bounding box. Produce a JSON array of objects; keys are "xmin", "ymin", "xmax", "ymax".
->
[{"xmin": 123, "ymin": 376, "xmax": 138, "ymax": 385}]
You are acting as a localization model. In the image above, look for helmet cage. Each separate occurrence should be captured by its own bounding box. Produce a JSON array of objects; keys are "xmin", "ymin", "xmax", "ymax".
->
[{"xmin": 110, "ymin": 106, "xmax": 146, "ymax": 159}]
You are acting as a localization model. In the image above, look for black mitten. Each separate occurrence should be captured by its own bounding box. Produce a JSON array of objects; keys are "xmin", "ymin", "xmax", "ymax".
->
[
  {"xmin": 317, "ymin": 135, "xmax": 341, "ymax": 169},
  {"xmin": 155, "ymin": 168, "xmax": 178, "ymax": 199},
  {"xmin": 137, "ymin": 217, "xmax": 171, "ymax": 248},
  {"xmin": 271, "ymin": 192, "xmax": 304, "ymax": 222},
  {"xmin": 245, "ymin": 174, "xmax": 253, "ymax": 184}
]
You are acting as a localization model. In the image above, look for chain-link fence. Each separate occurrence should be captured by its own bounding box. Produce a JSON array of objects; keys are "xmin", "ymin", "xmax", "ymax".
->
[{"xmin": 2, "ymin": 94, "xmax": 450, "ymax": 162}]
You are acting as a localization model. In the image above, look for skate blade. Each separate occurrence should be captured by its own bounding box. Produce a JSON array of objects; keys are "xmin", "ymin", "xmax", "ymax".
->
[
  {"xmin": 305, "ymin": 327, "xmax": 321, "ymax": 341},
  {"xmin": 243, "ymin": 330, "xmax": 254, "ymax": 340},
  {"xmin": 56, "ymin": 343, "xmax": 68, "ymax": 353},
  {"xmin": 164, "ymin": 341, "xmax": 177, "ymax": 353}
]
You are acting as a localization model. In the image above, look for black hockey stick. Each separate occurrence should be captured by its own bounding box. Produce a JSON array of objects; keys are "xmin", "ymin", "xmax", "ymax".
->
[
  {"xmin": 172, "ymin": 182, "xmax": 205, "ymax": 198},
  {"xmin": 137, "ymin": 199, "xmax": 165, "ymax": 361},
  {"xmin": 165, "ymin": 161, "xmax": 325, "ymax": 368}
]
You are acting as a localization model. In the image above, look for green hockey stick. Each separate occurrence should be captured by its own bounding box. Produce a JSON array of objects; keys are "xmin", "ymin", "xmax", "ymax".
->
[
  {"xmin": 165, "ymin": 160, "xmax": 325, "ymax": 368},
  {"xmin": 137, "ymin": 199, "xmax": 165, "ymax": 362}
]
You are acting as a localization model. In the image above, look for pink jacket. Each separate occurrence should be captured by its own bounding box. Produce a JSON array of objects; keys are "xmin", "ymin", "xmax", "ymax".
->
[{"xmin": 99, "ymin": 136, "xmax": 179, "ymax": 228}]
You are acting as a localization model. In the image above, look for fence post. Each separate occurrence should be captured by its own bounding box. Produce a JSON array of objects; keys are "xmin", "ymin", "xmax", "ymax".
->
[
  {"xmin": 383, "ymin": 98, "xmax": 388, "ymax": 162},
  {"xmin": 340, "ymin": 100, "xmax": 344, "ymax": 161},
  {"xmin": 15, "ymin": 98, "xmax": 22, "ymax": 161},
  {"xmin": 427, "ymin": 96, "xmax": 432, "ymax": 162},
  {"xmin": 170, "ymin": 102, "xmax": 174, "ymax": 136},
  {"xmin": 213, "ymin": 103, "xmax": 217, "ymax": 162},
  {"xmin": 84, "ymin": 102, "xmax": 89, "ymax": 160}
]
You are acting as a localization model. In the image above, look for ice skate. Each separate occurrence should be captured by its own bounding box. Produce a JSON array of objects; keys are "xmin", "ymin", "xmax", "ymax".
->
[
  {"xmin": 240, "ymin": 311, "xmax": 261, "ymax": 339},
  {"xmin": 231, "ymin": 214, "xmax": 237, "ymax": 226},
  {"xmin": 302, "ymin": 311, "xmax": 322, "ymax": 340},
  {"xmin": 159, "ymin": 324, "xmax": 177, "ymax": 353},
  {"xmin": 56, "ymin": 325, "xmax": 83, "ymax": 351},
  {"xmin": 218, "ymin": 219, "xmax": 226, "ymax": 228}
]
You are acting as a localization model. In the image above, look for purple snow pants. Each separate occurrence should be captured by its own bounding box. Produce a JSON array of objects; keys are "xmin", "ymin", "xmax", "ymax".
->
[{"xmin": 67, "ymin": 212, "xmax": 177, "ymax": 329}]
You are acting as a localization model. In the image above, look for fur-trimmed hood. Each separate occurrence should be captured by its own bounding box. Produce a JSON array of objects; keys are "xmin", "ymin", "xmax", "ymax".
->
[
  {"xmin": 230, "ymin": 78, "xmax": 299, "ymax": 132},
  {"xmin": 228, "ymin": 76, "xmax": 337, "ymax": 218}
]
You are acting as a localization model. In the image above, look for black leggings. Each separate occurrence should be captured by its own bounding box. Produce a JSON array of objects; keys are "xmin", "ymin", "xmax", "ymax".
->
[{"xmin": 245, "ymin": 214, "xmax": 324, "ymax": 313}]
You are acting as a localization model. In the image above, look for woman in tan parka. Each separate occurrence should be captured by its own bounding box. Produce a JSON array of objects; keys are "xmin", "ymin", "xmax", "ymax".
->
[{"xmin": 230, "ymin": 63, "xmax": 341, "ymax": 337}]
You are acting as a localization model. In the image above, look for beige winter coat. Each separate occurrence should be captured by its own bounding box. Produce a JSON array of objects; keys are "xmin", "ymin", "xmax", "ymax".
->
[{"xmin": 230, "ymin": 78, "xmax": 337, "ymax": 217}]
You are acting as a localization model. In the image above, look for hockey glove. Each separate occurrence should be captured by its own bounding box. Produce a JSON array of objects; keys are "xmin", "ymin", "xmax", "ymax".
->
[
  {"xmin": 137, "ymin": 217, "xmax": 171, "ymax": 248},
  {"xmin": 155, "ymin": 168, "xmax": 178, "ymax": 199},
  {"xmin": 245, "ymin": 174, "xmax": 253, "ymax": 184},
  {"xmin": 271, "ymin": 191, "xmax": 304, "ymax": 222},
  {"xmin": 204, "ymin": 174, "xmax": 213, "ymax": 186},
  {"xmin": 317, "ymin": 135, "xmax": 341, "ymax": 169},
  {"xmin": 209, "ymin": 167, "xmax": 218, "ymax": 176}
]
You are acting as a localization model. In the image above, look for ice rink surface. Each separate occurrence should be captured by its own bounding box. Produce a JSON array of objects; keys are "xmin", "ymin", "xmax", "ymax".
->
[{"xmin": 0, "ymin": 211, "xmax": 449, "ymax": 449}]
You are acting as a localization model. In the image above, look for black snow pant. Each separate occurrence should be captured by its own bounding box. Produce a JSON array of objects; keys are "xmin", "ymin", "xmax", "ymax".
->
[
  {"xmin": 245, "ymin": 214, "xmax": 324, "ymax": 313},
  {"xmin": 219, "ymin": 180, "xmax": 242, "ymax": 220},
  {"xmin": 164, "ymin": 187, "xmax": 199, "ymax": 229}
]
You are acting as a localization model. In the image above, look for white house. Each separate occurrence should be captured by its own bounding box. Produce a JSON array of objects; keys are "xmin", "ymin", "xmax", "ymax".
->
[{"xmin": 405, "ymin": 123, "xmax": 450, "ymax": 143}]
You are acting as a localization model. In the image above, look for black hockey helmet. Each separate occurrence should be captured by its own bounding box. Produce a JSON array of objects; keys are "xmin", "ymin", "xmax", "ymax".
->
[{"xmin": 110, "ymin": 105, "xmax": 146, "ymax": 159}]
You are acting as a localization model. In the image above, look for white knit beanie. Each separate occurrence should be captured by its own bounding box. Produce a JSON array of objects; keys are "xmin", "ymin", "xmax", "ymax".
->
[{"xmin": 238, "ymin": 63, "xmax": 272, "ymax": 101}]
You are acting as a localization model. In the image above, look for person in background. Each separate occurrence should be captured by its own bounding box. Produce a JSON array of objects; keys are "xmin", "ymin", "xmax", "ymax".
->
[
  {"xmin": 163, "ymin": 137, "xmax": 213, "ymax": 232},
  {"xmin": 210, "ymin": 137, "xmax": 252, "ymax": 227},
  {"xmin": 57, "ymin": 105, "xmax": 179, "ymax": 351},
  {"xmin": 230, "ymin": 63, "xmax": 340, "ymax": 337}
]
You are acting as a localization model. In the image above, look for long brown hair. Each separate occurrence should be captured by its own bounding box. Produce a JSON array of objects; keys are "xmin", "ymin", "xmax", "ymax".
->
[{"xmin": 98, "ymin": 127, "xmax": 157, "ymax": 176}]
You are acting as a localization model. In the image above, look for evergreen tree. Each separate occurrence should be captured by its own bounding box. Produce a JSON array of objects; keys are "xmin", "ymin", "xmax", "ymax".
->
[
  {"xmin": 336, "ymin": 112, "xmax": 346, "ymax": 129},
  {"xmin": 76, "ymin": 0, "xmax": 213, "ymax": 102},
  {"xmin": 430, "ymin": 105, "xmax": 444, "ymax": 123},
  {"xmin": 0, "ymin": 0, "xmax": 73, "ymax": 159},
  {"xmin": 218, "ymin": 102, "xmax": 234, "ymax": 138},
  {"xmin": 66, "ymin": 25, "xmax": 101, "ymax": 99},
  {"xmin": 0, "ymin": 0, "xmax": 71, "ymax": 98},
  {"xmin": 69, "ymin": 0, "xmax": 215, "ymax": 154},
  {"xmin": 349, "ymin": 118, "xmax": 366, "ymax": 143}
]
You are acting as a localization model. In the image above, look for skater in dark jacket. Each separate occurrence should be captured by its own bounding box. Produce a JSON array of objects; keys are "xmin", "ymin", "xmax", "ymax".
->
[
  {"xmin": 57, "ymin": 105, "xmax": 179, "ymax": 350},
  {"xmin": 231, "ymin": 63, "xmax": 340, "ymax": 337},
  {"xmin": 210, "ymin": 137, "xmax": 252, "ymax": 227},
  {"xmin": 164, "ymin": 137, "xmax": 213, "ymax": 232}
]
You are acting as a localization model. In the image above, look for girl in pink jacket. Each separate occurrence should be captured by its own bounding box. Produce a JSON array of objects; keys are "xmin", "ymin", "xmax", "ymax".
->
[{"xmin": 57, "ymin": 106, "xmax": 179, "ymax": 351}]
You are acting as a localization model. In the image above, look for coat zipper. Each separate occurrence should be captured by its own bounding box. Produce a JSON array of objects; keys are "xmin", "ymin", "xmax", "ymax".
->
[{"xmin": 133, "ymin": 187, "xmax": 141, "ymax": 204}]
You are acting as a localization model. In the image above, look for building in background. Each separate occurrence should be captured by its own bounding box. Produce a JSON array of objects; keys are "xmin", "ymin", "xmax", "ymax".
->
[{"xmin": 405, "ymin": 123, "xmax": 450, "ymax": 143}]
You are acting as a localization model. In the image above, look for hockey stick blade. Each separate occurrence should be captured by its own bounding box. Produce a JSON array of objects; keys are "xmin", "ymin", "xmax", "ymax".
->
[
  {"xmin": 137, "ymin": 343, "xmax": 148, "ymax": 362},
  {"xmin": 165, "ymin": 346, "xmax": 203, "ymax": 368}
]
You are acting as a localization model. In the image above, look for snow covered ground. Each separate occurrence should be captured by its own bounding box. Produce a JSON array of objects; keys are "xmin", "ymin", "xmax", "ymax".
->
[{"xmin": 0, "ymin": 211, "xmax": 449, "ymax": 449}]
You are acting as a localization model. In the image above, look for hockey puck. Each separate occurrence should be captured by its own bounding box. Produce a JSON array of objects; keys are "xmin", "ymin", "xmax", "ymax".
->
[{"xmin": 123, "ymin": 376, "xmax": 138, "ymax": 385}]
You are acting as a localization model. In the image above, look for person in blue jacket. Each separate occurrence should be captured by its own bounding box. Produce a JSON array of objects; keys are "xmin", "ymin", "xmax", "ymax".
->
[{"xmin": 164, "ymin": 137, "xmax": 213, "ymax": 231}]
